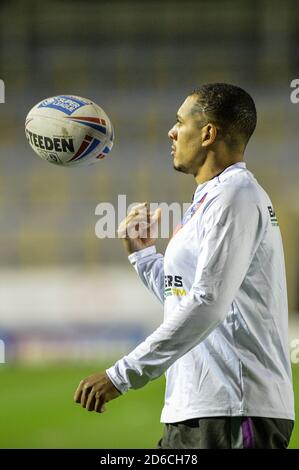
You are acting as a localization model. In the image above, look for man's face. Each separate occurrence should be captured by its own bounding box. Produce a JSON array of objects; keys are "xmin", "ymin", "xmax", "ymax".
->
[{"xmin": 168, "ymin": 95, "xmax": 207, "ymax": 175}]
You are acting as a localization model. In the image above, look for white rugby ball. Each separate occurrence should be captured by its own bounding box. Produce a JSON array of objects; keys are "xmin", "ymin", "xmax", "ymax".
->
[{"xmin": 25, "ymin": 95, "xmax": 114, "ymax": 167}]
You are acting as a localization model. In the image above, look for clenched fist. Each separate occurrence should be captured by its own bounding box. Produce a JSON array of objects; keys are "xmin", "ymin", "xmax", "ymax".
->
[
  {"xmin": 117, "ymin": 202, "xmax": 161, "ymax": 254},
  {"xmin": 74, "ymin": 372, "xmax": 121, "ymax": 413}
]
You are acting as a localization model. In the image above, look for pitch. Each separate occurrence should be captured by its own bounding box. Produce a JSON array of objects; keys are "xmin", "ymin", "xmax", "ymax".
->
[{"xmin": 0, "ymin": 363, "xmax": 298, "ymax": 448}]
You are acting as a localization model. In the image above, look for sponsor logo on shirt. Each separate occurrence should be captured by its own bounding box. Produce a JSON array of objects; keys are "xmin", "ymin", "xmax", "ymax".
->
[
  {"xmin": 164, "ymin": 275, "xmax": 187, "ymax": 297},
  {"xmin": 170, "ymin": 192, "xmax": 208, "ymax": 240},
  {"xmin": 267, "ymin": 206, "xmax": 279, "ymax": 226},
  {"xmin": 182, "ymin": 192, "xmax": 208, "ymax": 225}
]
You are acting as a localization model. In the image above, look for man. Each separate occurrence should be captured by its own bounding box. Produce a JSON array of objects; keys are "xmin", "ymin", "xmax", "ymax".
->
[{"xmin": 74, "ymin": 83, "xmax": 295, "ymax": 449}]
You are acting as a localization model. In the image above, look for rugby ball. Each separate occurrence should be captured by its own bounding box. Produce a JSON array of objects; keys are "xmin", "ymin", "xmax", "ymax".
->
[{"xmin": 25, "ymin": 95, "xmax": 114, "ymax": 167}]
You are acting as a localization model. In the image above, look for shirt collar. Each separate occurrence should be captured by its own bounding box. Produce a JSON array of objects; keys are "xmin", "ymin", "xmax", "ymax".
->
[{"xmin": 193, "ymin": 161, "xmax": 247, "ymax": 202}]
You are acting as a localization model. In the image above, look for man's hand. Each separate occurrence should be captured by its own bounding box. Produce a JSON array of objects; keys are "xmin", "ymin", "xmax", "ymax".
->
[
  {"xmin": 74, "ymin": 372, "xmax": 121, "ymax": 413},
  {"xmin": 117, "ymin": 202, "xmax": 161, "ymax": 254}
]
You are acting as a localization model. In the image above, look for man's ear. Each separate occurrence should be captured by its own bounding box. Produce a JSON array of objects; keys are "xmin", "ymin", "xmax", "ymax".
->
[{"xmin": 201, "ymin": 123, "xmax": 218, "ymax": 147}]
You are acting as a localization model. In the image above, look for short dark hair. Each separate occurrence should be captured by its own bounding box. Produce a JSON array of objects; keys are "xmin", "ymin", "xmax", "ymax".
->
[{"xmin": 190, "ymin": 83, "xmax": 257, "ymax": 148}]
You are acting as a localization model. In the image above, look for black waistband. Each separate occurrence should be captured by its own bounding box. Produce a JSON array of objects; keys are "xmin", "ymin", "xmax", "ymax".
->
[{"xmin": 171, "ymin": 418, "xmax": 200, "ymax": 428}]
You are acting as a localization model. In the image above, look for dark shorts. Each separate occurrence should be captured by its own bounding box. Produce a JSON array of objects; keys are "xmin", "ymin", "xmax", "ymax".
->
[{"xmin": 157, "ymin": 416, "xmax": 294, "ymax": 449}]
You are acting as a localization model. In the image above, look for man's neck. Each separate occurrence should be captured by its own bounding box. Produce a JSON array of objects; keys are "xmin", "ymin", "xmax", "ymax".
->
[{"xmin": 195, "ymin": 155, "xmax": 244, "ymax": 185}]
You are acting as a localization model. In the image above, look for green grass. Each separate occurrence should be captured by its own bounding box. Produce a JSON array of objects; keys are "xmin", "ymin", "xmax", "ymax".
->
[
  {"xmin": 291, "ymin": 365, "xmax": 299, "ymax": 448},
  {"xmin": 0, "ymin": 362, "xmax": 164, "ymax": 448},
  {"xmin": 0, "ymin": 363, "xmax": 298, "ymax": 448}
]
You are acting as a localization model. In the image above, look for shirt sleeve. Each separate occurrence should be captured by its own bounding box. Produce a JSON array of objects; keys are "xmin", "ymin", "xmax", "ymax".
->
[
  {"xmin": 106, "ymin": 197, "xmax": 264, "ymax": 394},
  {"xmin": 128, "ymin": 245, "xmax": 165, "ymax": 304}
]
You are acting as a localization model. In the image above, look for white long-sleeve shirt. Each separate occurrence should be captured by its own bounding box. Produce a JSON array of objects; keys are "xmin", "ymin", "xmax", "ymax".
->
[{"xmin": 106, "ymin": 162, "xmax": 295, "ymax": 423}]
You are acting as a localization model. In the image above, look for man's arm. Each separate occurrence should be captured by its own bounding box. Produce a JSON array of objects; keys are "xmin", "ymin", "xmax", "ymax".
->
[
  {"xmin": 128, "ymin": 246, "xmax": 164, "ymax": 304},
  {"xmin": 118, "ymin": 202, "xmax": 164, "ymax": 304},
  {"xmin": 74, "ymin": 202, "xmax": 163, "ymax": 413},
  {"xmin": 106, "ymin": 197, "xmax": 264, "ymax": 393},
  {"xmin": 74, "ymin": 195, "xmax": 263, "ymax": 412}
]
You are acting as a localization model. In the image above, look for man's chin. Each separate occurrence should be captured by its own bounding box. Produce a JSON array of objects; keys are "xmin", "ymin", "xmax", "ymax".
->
[{"xmin": 173, "ymin": 160, "xmax": 188, "ymax": 174}]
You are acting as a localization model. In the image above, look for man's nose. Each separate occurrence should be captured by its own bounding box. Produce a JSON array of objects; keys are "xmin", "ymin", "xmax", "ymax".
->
[{"xmin": 168, "ymin": 126, "xmax": 177, "ymax": 140}]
